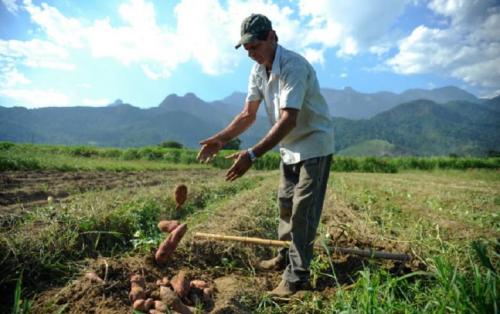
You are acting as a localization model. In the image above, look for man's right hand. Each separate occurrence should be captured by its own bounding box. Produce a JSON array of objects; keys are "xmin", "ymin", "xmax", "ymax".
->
[{"xmin": 197, "ymin": 137, "xmax": 224, "ymax": 163}]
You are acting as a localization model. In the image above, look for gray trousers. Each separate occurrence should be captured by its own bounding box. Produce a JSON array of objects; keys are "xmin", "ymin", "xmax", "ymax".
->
[{"xmin": 277, "ymin": 154, "xmax": 332, "ymax": 283}]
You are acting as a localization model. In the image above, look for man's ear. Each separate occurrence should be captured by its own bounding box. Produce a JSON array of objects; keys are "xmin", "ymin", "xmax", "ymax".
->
[{"xmin": 267, "ymin": 30, "xmax": 277, "ymax": 42}]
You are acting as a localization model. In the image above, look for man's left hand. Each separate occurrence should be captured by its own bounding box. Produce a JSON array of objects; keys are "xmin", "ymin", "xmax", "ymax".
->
[{"xmin": 225, "ymin": 151, "xmax": 252, "ymax": 181}]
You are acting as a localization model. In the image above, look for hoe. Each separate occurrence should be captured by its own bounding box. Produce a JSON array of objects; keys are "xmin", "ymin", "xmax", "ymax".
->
[{"xmin": 194, "ymin": 232, "xmax": 412, "ymax": 261}]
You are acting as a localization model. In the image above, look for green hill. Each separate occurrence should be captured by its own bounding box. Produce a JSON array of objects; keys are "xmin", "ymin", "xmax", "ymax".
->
[
  {"xmin": 1, "ymin": 94, "xmax": 499, "ymax": 156},
  {"xmin": 333, "ymin": 99, "xmax": 500, "ymax": 156},
  {"xmin": 337, "ymin": 139, "xmax": 408, "ymax": 156}
]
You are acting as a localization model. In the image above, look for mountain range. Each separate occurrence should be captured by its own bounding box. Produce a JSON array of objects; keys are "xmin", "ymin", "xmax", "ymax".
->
[
  {"xmin": 0, "ymin": 86, "xmax": 499, "ymax": 156},
  {"xmin": 222, "ymin": 85, "xmax": 480, "ymax": 119}
]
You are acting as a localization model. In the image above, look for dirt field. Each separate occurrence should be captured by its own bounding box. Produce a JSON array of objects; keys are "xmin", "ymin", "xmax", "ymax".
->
[
  {"xmin": 1, "ymin": 168, "xmax": 497, "ymax": 313},
  {"xmin": 0, "ymin": 170, "xmax": 167, "ymax": 210}
]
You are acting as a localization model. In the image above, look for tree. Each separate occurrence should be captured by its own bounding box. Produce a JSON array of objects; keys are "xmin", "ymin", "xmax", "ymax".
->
[
  {"xmin": 223, "ymin": 138, "xmax": 241, "ymax": 150},
  {"xmin": 159, "ymin": 140, "xmax": 183, "ymax": 149}
]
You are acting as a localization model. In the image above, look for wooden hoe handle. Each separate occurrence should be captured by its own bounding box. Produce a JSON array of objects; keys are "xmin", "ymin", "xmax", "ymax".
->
[{"xmin": 194, "ymin": 232, "xmax": 411, "ymax": 261}]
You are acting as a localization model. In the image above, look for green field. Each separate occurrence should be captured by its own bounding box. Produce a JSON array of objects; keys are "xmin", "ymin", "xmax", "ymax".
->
[{"xmin": 0, "ymin": 143, "xmax": 498, "ymax": 313}]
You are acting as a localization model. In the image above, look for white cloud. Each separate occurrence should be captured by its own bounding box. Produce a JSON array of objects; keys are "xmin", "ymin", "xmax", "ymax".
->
[
  {"xmin": 369, "ymin": 44, "xmax": 391, "ymax": 56},
  {"xmin": 298, "ymin": 0, "xmax": 408, "ymax": 57},
  {"xmin": 0, "ymin": 38, "xmax": 75, "ymax": 71},
  {"xmin": 9, "ymin": 0, "xmax": 498, "ymax": 106},
  {"xmin": 337, "ymin": 37, "xmax": 358, "ymax": 57},
  {"xmin": 78, "ymin": 83, "xmax": 92, "ymax": 89},
  {"xmin": 302, "ymin": 48, "xmax": 325, "ymax": 65},
  {"xmin": 23, "ymin": 0, "xmax": 85, "ymax": 48},
  {"xmin": 387, "ymin": 0, "xmax": 500, "ymax": 90},
  {"xmin": 4, "ymin": 0, "xmax": 412, "ymax": 84},
  {"xmin": 82, "ymin": 97, "xmax": 111, "ymax": 106},
  {"xmin": 85, "ymin": 0, "xmax": 304, "ymax": 77},
  {"xmin": 480, "ymin": 88, "xmax": 500, "ymax": 99},
  {"xmin": 0, "ymin": 88, "xmax": 70, "ymax": 107},
  {"xmin": 340, "ymin": 73, "xmax": 348, "ymax": 78},
  {"xmin": 0, "ymin": 67, "xmax": 30, "ymax": 87},
  {"xmin": 428, "ymin": 0, "xmax": 497, "ymax": 25},
  {"xmin": 1, "ymin": 0, "xmax": 19, "ymax": 13},
  {"xmin": 85, "ymin": 0, "xmax": 186, "ymax": 78}
]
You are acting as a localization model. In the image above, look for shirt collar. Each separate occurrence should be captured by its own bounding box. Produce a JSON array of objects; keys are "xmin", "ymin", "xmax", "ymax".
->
[{"xmin": 256, "ymin": 44, "xmax": 282, "ymax": 78}]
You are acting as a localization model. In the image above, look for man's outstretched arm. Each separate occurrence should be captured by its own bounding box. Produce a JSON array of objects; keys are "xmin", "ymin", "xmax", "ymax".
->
[
  {"xmin": 252, "ymin": 108, "xmax": 297, "ymax": 158},
  {"xmin": 197, "ymin": 99, "xmax": 260, "ymax": 162},
  {"xmin": 225, "ymin": 108, "xmax": 298, "ymax": 181}
]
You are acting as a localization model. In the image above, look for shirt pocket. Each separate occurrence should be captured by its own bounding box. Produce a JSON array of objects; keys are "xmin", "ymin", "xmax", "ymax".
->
[{"xmin": 255, "ymin": 76, "xmax": 264, "ymax": 89}]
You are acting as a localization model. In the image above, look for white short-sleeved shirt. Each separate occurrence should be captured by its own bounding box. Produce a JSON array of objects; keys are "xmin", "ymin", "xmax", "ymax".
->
[{"xmin": 246, "ymin": 45, "xmax": 334, "ymax": 164}]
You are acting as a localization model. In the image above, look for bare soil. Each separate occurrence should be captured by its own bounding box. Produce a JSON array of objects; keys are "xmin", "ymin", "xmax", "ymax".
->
[
  {"xmin": 0, "ymin": 170, "xmax": 207, "ymax": 221},
  {"xmin": 4, "ymin": 169, "xmax": 421, "ymax": 313}
]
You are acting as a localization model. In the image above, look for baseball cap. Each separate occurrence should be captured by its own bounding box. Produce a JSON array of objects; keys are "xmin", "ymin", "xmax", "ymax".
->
[{"xmin": 235, "ymin": 14, "xmax": 272, "ymax": 49}]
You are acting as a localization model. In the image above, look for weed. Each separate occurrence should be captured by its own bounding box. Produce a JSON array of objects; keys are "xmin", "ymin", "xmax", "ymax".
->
[{"xmin": 11, "ymin": 271, "xmax": 31, "ymax": 314}]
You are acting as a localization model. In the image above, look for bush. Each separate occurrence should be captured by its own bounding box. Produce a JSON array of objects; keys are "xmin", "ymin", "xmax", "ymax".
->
[
  {"xmin": 99, "ymin": 148, "xmax": 122, "ymax": 159},
  {"xmin": 223, "ymin": 138, "xmax": 241, "ymax": 150},
  {"xmin": 163, "ymin": 150, "xmax": 181, "ymax": 163},
  {"xmin": 138, "ymin": 147, "xmax": 164, "ymax": 160},
  {"xmin": 121, "ymin": 148, "xmax": 140, "ymax": 160},
  {"xmin": 159, "ymin": 141, "xmax": 183, "ymax": 149},
  {"xmin": 69, "ymin": 146, "xmax": 99, "ymax": 158},
  {"xmin": 179, "ymin": 150, "xmax": 197, "ymax": 164},
  {"xmin": 0, "ymin": 141, "xmax": 15, "ymax": 150},
  {"xmin": 0, "ymin": 156, "xmax": 41, "ymax": 171}
]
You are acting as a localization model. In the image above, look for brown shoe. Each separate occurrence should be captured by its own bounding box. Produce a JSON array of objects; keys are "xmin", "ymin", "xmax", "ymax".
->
[
  {"xmin": 269, "ymin": 280, "xmax": 298, "ymax": 297},
  {"xmin": 258, "ymin": 255, "xmax": 287, "ymax": 271},
  {"xmin": 269, "ymin": 280, "xmax": 310, "ymax": 297}
]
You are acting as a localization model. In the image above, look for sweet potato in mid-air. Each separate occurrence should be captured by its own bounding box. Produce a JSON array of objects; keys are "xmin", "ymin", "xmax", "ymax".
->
[
  {"xmin": 174, "ymin": 184, "xmax": 188, "ymax": 208},
  {"xmin": 158, "ymin": 220, "xmax": 181, "ymax": 233},
  {"xmin": 155, "ymin": 223, "xmax": 187, "ymax": 265}
]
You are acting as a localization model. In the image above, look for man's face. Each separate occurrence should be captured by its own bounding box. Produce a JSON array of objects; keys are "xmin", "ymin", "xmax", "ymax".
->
[{"xmin": 243, "ymin": 32, "xmax": 275, "ymax": 68}]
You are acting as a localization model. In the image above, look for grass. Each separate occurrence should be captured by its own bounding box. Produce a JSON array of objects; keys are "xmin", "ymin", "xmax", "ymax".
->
[
  {"xmin": 1, "ymin": 142, "xmax": 499, "ymax": 173},
  {"xmin": 0, "ymin": 171, "xmax": 262, "ymax": 296},
  {"xmin": 0, "ymin": 143, "xmax": 210, "ymax": 171},
  {"xmin": 0, "ymin": 143, "xmax": 498, "ymax": 313},
  {"xmin": 12, "ymin": 271, "xmax": 31, "ymax": 314}
]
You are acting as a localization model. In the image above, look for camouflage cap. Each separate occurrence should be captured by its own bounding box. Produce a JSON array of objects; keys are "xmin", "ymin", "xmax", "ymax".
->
[{"xmin": 235, "ymin": 14, "xmax": 272, "ymax": 49}]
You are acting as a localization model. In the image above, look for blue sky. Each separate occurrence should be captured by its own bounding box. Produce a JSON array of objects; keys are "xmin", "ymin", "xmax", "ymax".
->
[{"xmin": 1, "ymin": 0, "xmax": 499, "ymax": 108}]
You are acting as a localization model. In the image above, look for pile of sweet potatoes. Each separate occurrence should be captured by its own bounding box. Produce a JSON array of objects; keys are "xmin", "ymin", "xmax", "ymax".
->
[
  {"xmin": 130, "ymin": 208, "xmax": 216, "ymax": 313},
  {"xmin": 129, "ymin": 271, "xmax": 215, "ymax": 313}
]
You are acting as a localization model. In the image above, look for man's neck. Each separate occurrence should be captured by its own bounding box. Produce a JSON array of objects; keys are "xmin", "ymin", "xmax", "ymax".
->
[{"xmin": 265, "ymin": 44, "xmax": 278, "ymax": 72}]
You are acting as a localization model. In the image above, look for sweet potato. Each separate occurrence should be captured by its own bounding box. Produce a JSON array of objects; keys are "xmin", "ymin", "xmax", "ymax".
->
[
  {"xmin": 170, "ymin": 270, "xmax": 190, "ymax": 298},
  {"xmin": 155, "ymin": 223, "xmax": 187, "ymax": 265},
  {"xmin": 189, "ymin": 279, "xmax": 209, "ymax": 290},
  {"xmin": 154, "ymin": 300, "xmax": 167, "ymax": 312},
  {"xmin": 159, "ymin": 286, "xmax": 193, "ymax": 314},
  {"xmin": 174, "ymin": 184, "xmax": 188, "ymax": 208},
  {"xmin": 133, "ymin": 298, "xmax": 154, "ymax": 312},
  {"xmin": 84, "ymin": 271, "xmax": 104, "ymax": 284},
  {"xmin": 158, "ymin": 220, "xmax": 180, "ymax": 233},
  {"xmin": 129, "ymin": 274, "xmax": 146, "ymax": 302},
  {"xmin": 156, "ymin": 276, "xmax": 170, "ymax": 287},
  {"xmin": 203, "ymin": 286, "xmax": 215, "ymax": 303},
  {"xmin": 145, "ymin": 299, "xmax": 155, "ymax": 310}
]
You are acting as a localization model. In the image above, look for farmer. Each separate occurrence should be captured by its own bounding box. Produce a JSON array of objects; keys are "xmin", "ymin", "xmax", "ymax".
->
[{"xmin": 197, "ymin": 13, "xmax": 334, "ymax": 297}]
